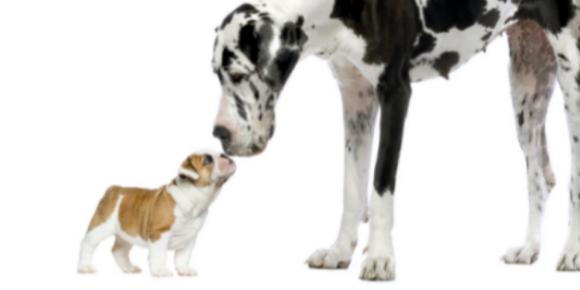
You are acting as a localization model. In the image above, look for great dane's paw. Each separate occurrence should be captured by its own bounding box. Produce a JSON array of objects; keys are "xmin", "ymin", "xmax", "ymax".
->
[
  {"xmin": 359, "ymin": 255, "xmax": 396, "ymax": 281},
  {"xmin": 502, "ymin": 245, "xmax": 540, "ymax": 265},
  {"xmin": 122, "ymin": 265, "xmax": 142, "ymax": 274},
  {"xmin": 77, "ymin": 265, "xmax": 97, "ymax": 274},
  {"xmin": 151, "ymin": 268, "xmax": 173, "ymax": 278},
  {"xmin": 557, "ymin": 248, "xmax": 580, "ymax": 271},
  {"xmin": 306, "ymin": 247, "xmax": 352, "ymax": 269},
  {"xmin": 176, "ymin": 266, "xmax": 198, "ymax": 277}
]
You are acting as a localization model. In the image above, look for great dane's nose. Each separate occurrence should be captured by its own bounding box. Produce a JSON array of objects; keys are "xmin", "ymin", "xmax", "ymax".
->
[{"xmin": 213, "ymin": 126, "xmax": 232, "ymax": 147}]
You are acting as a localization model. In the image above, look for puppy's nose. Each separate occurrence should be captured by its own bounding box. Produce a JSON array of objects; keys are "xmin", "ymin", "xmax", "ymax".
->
[
  {"xmin": 213, "ymin": 126, "xmax": 232, "ymax": 146},
  {"xmin": 220, "ymin": 154, "xmax": 232, "ymax": 162}
]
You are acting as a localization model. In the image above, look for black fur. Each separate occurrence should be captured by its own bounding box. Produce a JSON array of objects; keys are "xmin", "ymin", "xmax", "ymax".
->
[
  {"xmin": 423, "ymin": 0, "xmax": 487, "ymax": 32},
  {"xmin": 516, "ymin": 0, "xmax": 576, "ymax": 34},
  {"xmin": 233, "ymin": 93, "xmax": 248, "ymax": 121},
  {"xmin": 433, "ymin": 52, "xmax": 460, "ymax": 79},
  {"xmin": 332, "ymin": 0, "xmax": 420, "ymax": 195},
  {"xmin": 478, "ymin": 9, "xmax": 501, "ymax": 28},
  {"xmin": 264, "ymin": 17, "xmax": 307, "ymax": 92},
  {"xmin": 412, "ymin": 33, "xmax": 437, "ymax": 59},
  {"xmin": 331, "ymin": 0, "xmax": 421, "ymax": 65},
  {"xmin": 239, "ymin": 22, "xmax": 261, "ymax": 64},
  {"xmin": 221, "ymin": 48, "xmax": 236, "ymax": 69},
  {"xmin": 280, "ymin": 17, "xmax": 308, "ymax": 47}
]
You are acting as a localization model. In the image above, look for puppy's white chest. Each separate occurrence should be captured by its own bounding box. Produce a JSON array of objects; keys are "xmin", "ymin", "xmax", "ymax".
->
[{"xmin": 168, "ymin": 212, "xmax": 207, "ymax": 250}]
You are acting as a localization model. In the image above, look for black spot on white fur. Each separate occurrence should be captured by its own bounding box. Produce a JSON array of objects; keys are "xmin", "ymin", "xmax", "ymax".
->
[
  {"xmin": 478, "ymin": 9, "xmax": 501, "ymax": 28},
  {"xmin": 412, "ymin": 33, "xmax": 437, "ymax": 59},
  {"xmin": 233, "ymin": 94, "xmax": 247, "ymax": 121},
  {"xmin": 433, "ymin": 52, "xmax": 460, "ymax": 79}
]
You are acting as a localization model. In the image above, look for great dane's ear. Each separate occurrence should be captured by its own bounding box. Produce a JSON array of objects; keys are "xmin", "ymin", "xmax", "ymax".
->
[
  {"xmin": 239, "ymin": 21, "xmax": 261, "ymax": 64},
  {"xmin": 280, "ymin": 16, "xmax": 307, "ymax": 47}
]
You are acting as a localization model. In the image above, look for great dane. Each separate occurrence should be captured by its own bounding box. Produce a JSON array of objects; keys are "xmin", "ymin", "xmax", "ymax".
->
[{"xmin": 210, "ymin": 0, "xmax": 580, "ymax": 280}]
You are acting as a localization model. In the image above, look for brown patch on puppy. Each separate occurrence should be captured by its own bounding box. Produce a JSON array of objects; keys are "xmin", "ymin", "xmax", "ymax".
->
[
  {"xmin": 87, "ymin": 186, "xmax": 122, "ymax": 231},
  {"xmin": 181, "ymin": 154, "xmax": 215, "ymax": 187},
  {"xmin": 118, "ymin": 187, "xmax": 176, "ymax": 242}
]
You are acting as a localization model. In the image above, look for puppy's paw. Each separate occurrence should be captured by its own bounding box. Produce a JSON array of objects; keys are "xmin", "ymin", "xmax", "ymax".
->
[
  {"xmin": 151, "ymin": 268, "xmax": 173, "ymax": 278},
  {"xmin": 123, "ymin": 265, "xmax": 142, "ymax": 274},
  {"xmin": 359, "ymin": 255, "xmax": 396, "ymax": 281},
  {"xmin": 176, "ymin": 266, "xmax": 198, "ymax": 277},
  {"xmin": 557, "ymin": 249, "xmax": 580, "ymax": 272},
  {"xmin": 306, "ymin": 246, "xmax": 352, "ymax": 269},
  {"xmin": 77, "ymin": 265, "xmax": 97, "ymax": 274},
  {"xmin": 502, "ymin": 245, "xmax": 540, "ymax": 265}
]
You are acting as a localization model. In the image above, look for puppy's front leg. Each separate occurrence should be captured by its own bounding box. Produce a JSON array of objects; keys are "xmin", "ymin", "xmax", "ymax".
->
[
  {"xmin": 174, "ymin": 237, "xmax": 198, "ymax": 277},
  {"xmin": 148, "ymin": 234, "xmax": 172, "ymax": 278}
]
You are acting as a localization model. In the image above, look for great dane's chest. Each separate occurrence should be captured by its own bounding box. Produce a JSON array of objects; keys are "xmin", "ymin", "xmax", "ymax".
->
[{"xmin": 409, "ymin": 0, "xmax": 520, "ymax": 82}]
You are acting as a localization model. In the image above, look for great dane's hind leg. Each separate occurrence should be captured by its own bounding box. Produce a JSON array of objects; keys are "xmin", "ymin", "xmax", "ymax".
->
[
  {"xmin": 502, "ymin": 20, "xmax": 557, "ymax": 265},
  {"xmin": 306, "ymin": 58, "xmax": 378, "ymax": 269},
  {"xmin": 546, "ymin": 18, "xmax": 580, "ymax": 271}
]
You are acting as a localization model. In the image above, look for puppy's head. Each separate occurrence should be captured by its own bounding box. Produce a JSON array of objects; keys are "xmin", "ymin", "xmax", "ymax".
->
[{"xmin": 178, "ymin": 152, "xmax": 236, "ymax": 187}]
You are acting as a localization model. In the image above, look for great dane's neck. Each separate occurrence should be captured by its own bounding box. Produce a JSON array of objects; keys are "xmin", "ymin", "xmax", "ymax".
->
[
  {"xmin": 258, "ymin": 0, "xmax": 342, "ymax": 57},
  {"xmin": 256, "ymin": 0, "xmax": 392, "ymax": 85}
]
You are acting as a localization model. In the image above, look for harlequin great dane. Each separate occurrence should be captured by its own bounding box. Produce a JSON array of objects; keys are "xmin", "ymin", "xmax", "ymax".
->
[{"xmin": 211, "ymin": 0, "xmax": 580, "ymax": 281}]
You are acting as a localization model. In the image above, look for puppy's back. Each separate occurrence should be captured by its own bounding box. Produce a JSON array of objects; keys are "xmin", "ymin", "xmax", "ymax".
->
[{"xmin": 86, "ymin": 186, "xmax": 176, "ymax": 242}]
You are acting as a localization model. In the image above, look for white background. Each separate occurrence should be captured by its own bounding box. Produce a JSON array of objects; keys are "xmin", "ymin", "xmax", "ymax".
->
[{"xmin": 1, "ymin": 0, "xmax": 579, "ymax": 289}]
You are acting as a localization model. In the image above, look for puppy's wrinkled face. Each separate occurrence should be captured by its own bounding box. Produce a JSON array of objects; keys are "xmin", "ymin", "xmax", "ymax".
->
[{"xmin": 179, "ymin": 152, "xmax": 236, "ymax": 187}]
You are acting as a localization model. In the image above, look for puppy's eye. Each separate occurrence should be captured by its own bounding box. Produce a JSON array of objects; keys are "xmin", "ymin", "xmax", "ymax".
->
[
  {"xmin": 230, "ymin": 73, "xmax": 244, "ymax": 83},
  {"xmin": 203, "ymin": 155, "xmax": 214, "ymax": 165}
]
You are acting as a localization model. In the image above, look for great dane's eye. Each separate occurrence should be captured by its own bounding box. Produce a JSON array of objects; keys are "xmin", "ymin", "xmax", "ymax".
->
[
  {"xmin": 230, "ymin": 73, "xmax": 244, "ymax": 83},
  {"xmin": 203, "ymin": 154, "xmax": 214, "ymax": 166}
]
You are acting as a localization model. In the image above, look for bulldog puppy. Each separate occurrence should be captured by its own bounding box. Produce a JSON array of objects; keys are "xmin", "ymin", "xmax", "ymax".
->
[{"xmin": 77, "ymin": 152, "xmax": 236, "ymax": 277}]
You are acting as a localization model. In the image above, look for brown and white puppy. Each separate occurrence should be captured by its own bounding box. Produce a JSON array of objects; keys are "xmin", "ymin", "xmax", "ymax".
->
[{"xmin": 77, "ymin": 152, "xmax": 236, "ymax": 277}]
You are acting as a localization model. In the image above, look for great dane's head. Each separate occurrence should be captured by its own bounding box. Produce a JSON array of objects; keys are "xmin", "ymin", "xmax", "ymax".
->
[{"xmin": 212, "ymin": 3, "xmax": 307, "ymax": 156}]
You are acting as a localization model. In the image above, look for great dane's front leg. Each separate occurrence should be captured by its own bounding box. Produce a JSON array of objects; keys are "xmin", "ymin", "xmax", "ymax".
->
[
  {"xmin": 307, "ymin": 59, "xmax": 378, "ymax": 269},
  {"xmin": 547, "ymin": 27, "xmax": 580, "ymax": 272},
  {"xmin": 360, "ymin": 65, "xmax": 411, "ymax": 281}
]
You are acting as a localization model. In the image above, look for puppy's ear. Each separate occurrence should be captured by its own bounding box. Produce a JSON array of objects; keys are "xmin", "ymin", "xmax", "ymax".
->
[
  {"xmin": 179, "ymin": 156, "xmax": 200, "ymax": 181},
  {"xmin": 179, "ymin": 167, "xmax": 199, "ymax": 181}
]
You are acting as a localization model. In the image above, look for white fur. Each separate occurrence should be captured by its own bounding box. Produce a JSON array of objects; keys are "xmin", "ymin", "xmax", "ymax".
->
[
  {"xmin": 306, "ymin": 59, "xmax": 377, "ymax": 269},
  {"xmin": 359, "ymin": 190, "xmax": 396, "ymax": 281},
  {"xmin": 547, "ymin": 24, "xmax": 580, "ymax": 271},
  {"xmin": 179, "ymin": 168, "xmax": 200, "ymax": 181},
  {"xmin": 77, "ymin": 153, "xmax": 233, "ymax": 277}
]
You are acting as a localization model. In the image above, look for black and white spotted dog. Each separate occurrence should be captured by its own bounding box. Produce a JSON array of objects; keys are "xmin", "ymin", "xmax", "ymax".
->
[{"xmin": 211, "ymin": 0, "xmax": 580, "ymax": 280}]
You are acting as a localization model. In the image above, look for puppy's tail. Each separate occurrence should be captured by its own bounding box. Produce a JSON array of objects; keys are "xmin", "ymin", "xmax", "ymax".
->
[{"xmin": 86, "ymin": 186, "xmax": 122, "ymax": 232}]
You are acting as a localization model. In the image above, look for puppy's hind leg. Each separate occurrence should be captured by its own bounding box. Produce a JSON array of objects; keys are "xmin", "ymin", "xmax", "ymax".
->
[
  {"xmin": 78, "ymin": 221, "xmax": 116, "ymax": 274},
  {"xmin": 502, "ymin": 20, "xmax": 557, "ymax": 265},
  {"xmin": 112, "ymin": 237, "xmax": 141, "ymax": 274},
  {"xmin": 78, "ymin": 188, "xmax": 121, "ymax": 274}
]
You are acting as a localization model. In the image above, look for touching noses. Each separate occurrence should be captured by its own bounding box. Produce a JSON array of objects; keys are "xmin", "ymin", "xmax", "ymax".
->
[{"xmin": 213, "ymin": 125, "xmax": 232, "ymax": 147}]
